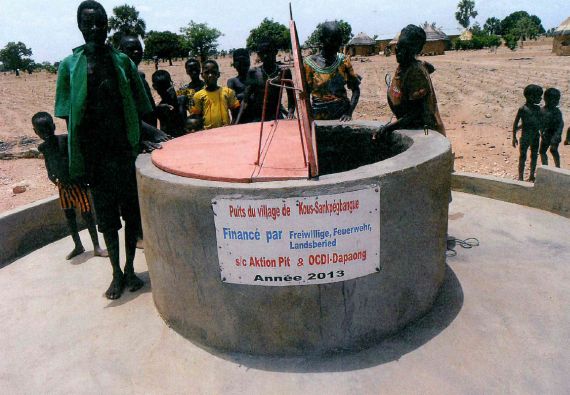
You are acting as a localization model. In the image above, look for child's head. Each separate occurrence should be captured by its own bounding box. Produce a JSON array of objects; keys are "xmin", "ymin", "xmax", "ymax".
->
[
  {"xmin": 32, "ymin": 112, "xmax": 55, "ymax": 140},
  {"xmin": 77, "ymin": 0, "xmax": 107, "ymax": 46},
  {"xmin": 185, "ymin": 118, "xmax": 201, "ymax": 133},
  {"xmin": 201, "ymin": 60, "xmax": 220, "ymax": 88},
  {"xmin": 523, "ymin": 84, "xmax": 543, "ymax": 105},
  {"xmin": 185, "ymin": 58, "xmax": 201, "ymax": 81},
  {"xmin": 544, "ymin": 88, "xmax": 561, "ymax": 107},
  {"xmin": 232, "ymin": 48, "xmax": 250, "ymax": 75},
  {"xmin": 396, "ymin": 25, "xmax": 426, "ymax": 65},
  {"xmin": 119, "ymin": 35, "xmax": 143, "ymax": 66},
  {"xmin": 256, "ymin": 38, "xmax": 278, "ymax": 66},
  {"xmin": 152, "ymin": 70, "xmax": 176, "ymax": 100}
]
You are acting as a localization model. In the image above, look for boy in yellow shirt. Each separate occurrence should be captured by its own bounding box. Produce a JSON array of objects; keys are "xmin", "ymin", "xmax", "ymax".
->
[{"xmin": 191, "ymin": 60, "xmax": 240, "ymax": 130}]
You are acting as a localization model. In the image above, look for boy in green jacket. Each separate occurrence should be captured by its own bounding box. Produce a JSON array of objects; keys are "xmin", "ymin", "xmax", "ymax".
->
[{"xmin": 55, "ymin": 1, "xmax": 154, "ymax": 299}]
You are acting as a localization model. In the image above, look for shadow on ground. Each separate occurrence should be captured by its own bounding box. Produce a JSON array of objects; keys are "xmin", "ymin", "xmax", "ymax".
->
[
  {"xmin": 209, "ymin": 264, "xmax": 463, "ymax": 373},
  {"xmin": 104, "ymin": 271, "xmax": 152, "ymax": 308},
  {"xmin": 68, "ymin": 250, "xmax": 108, "ymax": 266}
]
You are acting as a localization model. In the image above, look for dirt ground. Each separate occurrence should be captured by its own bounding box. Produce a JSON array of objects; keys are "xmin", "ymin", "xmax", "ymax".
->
[{"xmin": 1, "ymin": 38, "xmax": 568, "ymax": 213}]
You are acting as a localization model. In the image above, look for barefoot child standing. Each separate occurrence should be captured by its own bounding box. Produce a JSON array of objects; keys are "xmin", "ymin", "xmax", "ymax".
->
[
  {"xmin": 513, "ymin": 84, "xmax": 543, "ymax": 182},
  {"xmin": 539, "ymin": 88, "xmax": 564, "ymax": 168},
  {"xmin": 32, "ymin": 111, "xmax": 107, "ymax": 260}
]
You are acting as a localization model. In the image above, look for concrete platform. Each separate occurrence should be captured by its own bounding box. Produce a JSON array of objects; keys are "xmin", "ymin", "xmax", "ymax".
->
[{"xmin": 1, "ymin": 192, "xmax": 569, "ymax": 394}]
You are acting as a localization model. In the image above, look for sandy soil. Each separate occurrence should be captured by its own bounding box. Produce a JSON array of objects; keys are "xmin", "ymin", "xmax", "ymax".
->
[{"xmin": 1, "ymin": 38, "xmax": 569, "ymax": 213}]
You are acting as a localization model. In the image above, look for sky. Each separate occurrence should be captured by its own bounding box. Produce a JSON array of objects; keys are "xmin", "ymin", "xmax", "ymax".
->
[{"xmin": 0, "ymin": 0, "xmax": 568, "ymax": 63}]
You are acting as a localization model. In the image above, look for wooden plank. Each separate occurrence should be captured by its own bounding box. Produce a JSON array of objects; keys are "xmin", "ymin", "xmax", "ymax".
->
[{"xmin": 289, "ymin": 19, "xmax": 319, "ymax": 177}]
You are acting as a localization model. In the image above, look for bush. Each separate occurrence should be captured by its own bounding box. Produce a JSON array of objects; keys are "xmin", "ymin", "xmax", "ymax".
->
[
  {"xmin": 453, "ymin": 34, "xmax": 501, "ymax": 50},
  {"xmin": 504, "ymin": 34, "xmax": 518, "ymax": 50}
]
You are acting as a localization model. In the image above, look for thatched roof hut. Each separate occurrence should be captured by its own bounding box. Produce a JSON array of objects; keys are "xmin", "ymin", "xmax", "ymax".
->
[
  {"xmin": 388, "ymin": 24, "xmax": 449, "ymax": 56},
  {"xmin": 553, "ymin": 17, "xmax": 570, "ymax": 56},
  {"xmin": 422, "ymin": 23, "xmax": 449, "ymax": 55},
  {"xmin": 346, "ymin": 33, "xmax": 377, "ymax": 56}
]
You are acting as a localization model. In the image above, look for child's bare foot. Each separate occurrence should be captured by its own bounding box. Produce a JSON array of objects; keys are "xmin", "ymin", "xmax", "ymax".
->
[
  {"xmin": 105, "ymin": 274, "xmax": 124, "ymax": 299},
  {"xmin": 136, "ymin": 238, "xmax": 144, "ymax": 249},
  {"xmin": 94, "ymin": 246, "xmax": 108, "ymax": 257},
  {"xmin": 66, "ymin": 246, "xmax": 85, "ymax": 260},
  {"xmin": 124, "ymin": 271, "xmax": 144, "ymax": 292}
]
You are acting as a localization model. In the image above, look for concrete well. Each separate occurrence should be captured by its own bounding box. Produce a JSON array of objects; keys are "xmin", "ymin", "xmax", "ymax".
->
[{"xmin": 136, "ymin": 121, "xmax": 453, "ymax": 356}]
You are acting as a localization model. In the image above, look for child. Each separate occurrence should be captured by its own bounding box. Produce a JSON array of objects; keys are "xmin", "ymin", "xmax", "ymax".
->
[
  {"xmin": 227, "ymin": 49, "xmax": 255, "ymax": 124},
  {"xmin": 376, "ymin": 24, "xmax": 444, "ymax": 137},
  {"xmin": 235, "ymin": 38, "xmax": 295, "ymax": 124},
  {"xmin": 513, "ymin": 84, "xmax": 543, "ymax": 182},
  {"xmin": 539, "ymin": 88, "xmax": 564, "ymax": 168},
  {"xmin": 191, "ymin": 60, "xmax": 240, "ymax": 129},
  {"xmin": 177, "ymin": 58, "xmax": 205, "ymax": 105},
  {"xmin": 119, "ymin": 35, "xmax": 157, "ymax": 128},
  {"xmin": 32, "ymin": 112, "xmax": 107, "ymax": 260},
  {"xmin": 227, "ymin": 49, "xmax": 250, "ymax": 103},
  {"xmin": 152, "ymin": 70, "xmax": 188, "ymax": 137},
  {"xmin": 55, "ymin": 0, "xmax": 153, "ymax": 299}
]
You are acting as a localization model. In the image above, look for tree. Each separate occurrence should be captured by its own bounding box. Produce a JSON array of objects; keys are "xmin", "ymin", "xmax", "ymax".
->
[
  {"xmin": 455, "ymin": 0, "xmax": 478, "ymax": 29},
  {"xmin": 511, "ymin": 16, "xmax": 540, "ymax": 47},
  {"xmin": 0, "ymin": 41, "xmax": 33, "ymax": 71},
  {"xmin": 500, "ymin": 11, "xmax": 544, "ymax": 36},
  {"xmin": 483, "ymin": 17, "xmax": 501, "ymax": 35},
  {"xmin": 471, "ymin": 22, "xmax": 483, "ymax": 35},
  {"xmin": 108, "ymin": 4, "xmax": 146, "ymax": 47},
  {"xmin": 180, "ymin": 21, "xmax": 222, "ymax": 62},
  {"xmin": 40, "ymin": 61, "xmax": 57, "ymax": 74},
  {"xmin": 144, "ymin": 31, "xmax": 183, "ymax": 65},
  {"xmin": 504, "ymin": 34, "xmax": 518, "ymax": 51},
  {"xmin": 304, "ymin": 20, "xmax": 353, "ymax": 48},
  {"xmin": 246, "ymin": 18, "xmax": 290, "ymax": 52}
]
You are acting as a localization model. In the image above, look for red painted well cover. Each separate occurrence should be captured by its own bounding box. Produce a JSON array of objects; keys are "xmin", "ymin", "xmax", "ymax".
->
[{"xmin": 151, "ymin": 120, "xmax": 309, "ymax": 183}]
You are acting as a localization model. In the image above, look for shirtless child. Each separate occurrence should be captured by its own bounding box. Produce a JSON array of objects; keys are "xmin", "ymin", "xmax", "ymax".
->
[
  {"xmin": 539, "ymin": 88, "xmax": 564, "ymax": 168},
  {"xmin": 513, "ymin": 84, "xmax": 543, "ymax": 182},
  {"xmin": 33, "ymin": 112, "xmax": 107, "ymax": 260}
]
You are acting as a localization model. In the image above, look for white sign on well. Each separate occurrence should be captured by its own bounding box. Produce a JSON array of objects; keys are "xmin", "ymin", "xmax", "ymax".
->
[{"xmin": 212, "ymin": 186, "xmax": 380, "ymax": 286}]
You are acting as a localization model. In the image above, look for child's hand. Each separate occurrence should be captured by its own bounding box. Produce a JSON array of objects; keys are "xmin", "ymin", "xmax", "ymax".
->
[
  {"xmin": 141, "ymin": 141, "xmax": 162, "ymax": 153},
  {"xmin": 512, "ymin": 137, "xmax": 518, "ymax": 148},
  {"xmin": 157, "ymin": 103, "xmax": 174, "ymax": 112}
]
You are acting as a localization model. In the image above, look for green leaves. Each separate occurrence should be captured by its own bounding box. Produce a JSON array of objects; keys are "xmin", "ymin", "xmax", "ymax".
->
[
  {"xmin": 108, "ymin": 4, "xmax": 146, "ymax": 47},
  {"xmin": 144, "ymin": 31, "xmax": 184, "ymax": 61},
  {"xmin": 180, "ymin": 21, "xmax": 223, "ymax": 62},
  {"xmin": 304, "ymin": 20, "xmax": 353, "ymax": 49},
  {"xmin": 0, "ymin": 42, "xmax": 33, "ymax": 71},
  {"xmin": 246, "ymin": 18, "xmax": 290, "ymax": 52},
  {"xmin": 455, "ymin": 0, "xmax": 478, "ymax": 29}
]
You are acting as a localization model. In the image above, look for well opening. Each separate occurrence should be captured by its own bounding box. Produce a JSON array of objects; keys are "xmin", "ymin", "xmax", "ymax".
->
[{"xmin": 316, "ymin": 124, "xmax": 413, "ymax": 175}]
